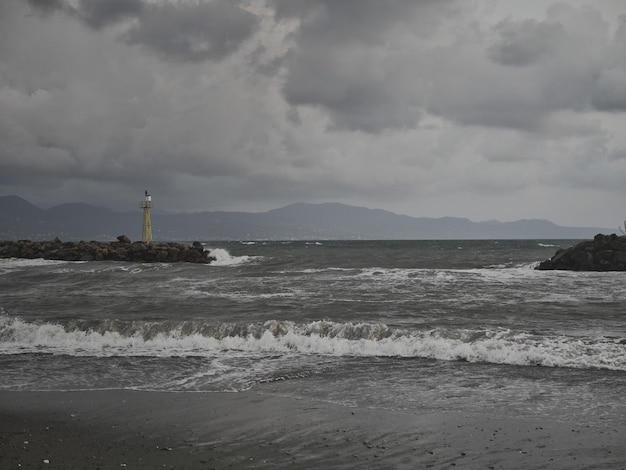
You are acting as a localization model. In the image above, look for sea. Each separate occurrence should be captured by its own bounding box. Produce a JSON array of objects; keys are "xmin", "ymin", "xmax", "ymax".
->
[{"xmin": 1, "ymin": 239, "xmax": 625, "ymax": 428}]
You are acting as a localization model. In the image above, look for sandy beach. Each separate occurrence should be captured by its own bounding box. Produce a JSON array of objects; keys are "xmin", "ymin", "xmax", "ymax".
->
[{"xmin": 0, "ymin": 389, "xmax": 624, "ymax": 469}]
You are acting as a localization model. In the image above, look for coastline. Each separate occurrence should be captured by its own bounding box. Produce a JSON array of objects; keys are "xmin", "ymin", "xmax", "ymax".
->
[{"xmin": 1, "ymin": 389, "xmax": 624, "ymax": 469}]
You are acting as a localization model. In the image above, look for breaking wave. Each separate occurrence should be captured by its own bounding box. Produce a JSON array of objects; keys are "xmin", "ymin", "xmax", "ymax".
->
[
  {"xmin": 1, "ymin": 315, "xmax": 624, "ymax": 371},
  {"xmin": 207, "ymin": 248, "xmax": 259, "ymax": 266},
  {"xmin": 0, "ymin": 258, "xmax": 70, "ymax": 275}
]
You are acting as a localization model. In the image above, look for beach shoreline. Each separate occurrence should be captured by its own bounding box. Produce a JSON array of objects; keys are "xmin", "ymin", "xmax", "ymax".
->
[{"xmin": 1, "ymin": 389, "xmax": 624, "ymax": 469}]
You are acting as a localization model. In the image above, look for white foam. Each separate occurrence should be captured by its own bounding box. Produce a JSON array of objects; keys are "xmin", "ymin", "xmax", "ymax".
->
[
  {"xmin": 0, "ymin": 258, "xmax": 69, "ymax": 269},
  {"xmin": 357, "ymin": 265, "xmax": 540, "ymax": 286},
  {"xmin": 1, "ymin": 316, "xmax": 624, "ymax": 371},
  {"xmin": 206, "ymin": 248, "xmax": 258, "ymax": 266},
  {"xmin": 49, "ymin": 262, "xmax": 172, "ymax": 275}
]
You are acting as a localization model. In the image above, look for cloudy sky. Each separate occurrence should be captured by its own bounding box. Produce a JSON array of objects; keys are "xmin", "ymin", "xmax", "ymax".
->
[{"xmin": 1, "ymin": 0, "xmax": 625, "ymax": 227}]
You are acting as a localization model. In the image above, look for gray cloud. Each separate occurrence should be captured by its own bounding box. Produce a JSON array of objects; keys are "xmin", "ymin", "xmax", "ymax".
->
[
  {"xmin": 591, "ymin": 68, "xmax": 626, "ymax": 111},
  {"xmin": 276, "ymin": 0, "xmax": 625, "ymax": 134},
  {"xmin": 2, "ymin": 0, "xmax": 626, "ymax": 227},
  {"xmin": 282, "ymin": 46, "xmax": 423, "ymax": 133},
  {"xmin": 273, "ymin": 0, "xmax": 454, "ymax": 43},
  {"xmin": 75, "ymin": 0, "xmax": 144, "ymax": 29},
  {"xmin": 123, "ymin": 2, "xmax": 259, "ymax": 62},
  {"xmin": 590, "ymin": 16, "xmax": 626, "ymax": 111},
  {"xmin": 26, "ymin": 0, "xmax": 259, "ymax": 63},
  {"xmin": 24, "ymin": 0, "xmax": 65, "ymax": 15},
  {"xmin": 487, "ymin": 19, "xmax": 567, "ymax": 66},
  {"xmin": 275, "ymin": 0, "xmax": 462, "ymax": 133}
]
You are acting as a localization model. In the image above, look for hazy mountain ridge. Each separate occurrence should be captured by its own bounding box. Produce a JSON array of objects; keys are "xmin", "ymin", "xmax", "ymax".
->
[{"xmin": 0, "ymin": 196, "xmax": 611, "ymax": 241}]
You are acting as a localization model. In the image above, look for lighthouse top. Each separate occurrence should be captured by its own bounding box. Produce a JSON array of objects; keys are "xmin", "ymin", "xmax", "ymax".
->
[{"xmin": 140, "ymin": 190, "xmax": 152, "ymax": 208}]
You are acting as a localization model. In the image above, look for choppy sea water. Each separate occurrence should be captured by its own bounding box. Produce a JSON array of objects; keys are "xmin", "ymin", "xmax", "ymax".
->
[{"xmin": 1, "ymin": 240, "xmax": 625, "ymax": 427}]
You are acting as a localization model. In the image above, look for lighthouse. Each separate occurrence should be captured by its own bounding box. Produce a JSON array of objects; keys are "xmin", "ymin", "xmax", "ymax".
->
[{"xmin": 140, "ymin": 190, "xmax": 153, "ymax": 243}]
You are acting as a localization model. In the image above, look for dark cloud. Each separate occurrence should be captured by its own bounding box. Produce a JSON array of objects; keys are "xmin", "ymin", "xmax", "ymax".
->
[
  {"xmin": 75, "ymin": 0, "xmax": 144, "ymax": 29},
  {"xmin": 248, "ymin": 44, "xmax": 285, "ymax": 77},
  {"xmin": 3, "ymin": 0, "xmax": 626, "ymax": 226},
  {"xmin": 122, "ymin": 2, "xmax": 259, "ymax": 62},
  {"xmin": 590, "ymin": 15, "xmax": 626, "ymax": 112},
  {"xmin": 282, "ymin": 46, "xmax": 422, "ymax": 133},
  {"xmin": 615, "ymin": 15, "xmax": 626, "ymax": 44},
  {"xmin": 274, "ymin": 0, "xmax": 459, "ymax": 133},
  {"xmin": 428, "ymin": 6, "xmax": 623, "ymax": 130},
  {"xmin": 274, "ymin": 0, "xmax": 450, "ymax": 43},
  {"xmin": 24, "ymin": 0, "xmax": 259, "ymax": 63},
  {"xmin": 591, "ymin": 69, "xmax": 626, "ymax": 111},
  {"xmin": 24, "ymin": 0, "xmax": 65, "ymax": 15},
  {"xmin": 276, "ymin": 0, "xmax": 626, "ymax": 135},
  {"xmin": 487, "ymin": 19, "xmax": 567, "ymax": 67}
]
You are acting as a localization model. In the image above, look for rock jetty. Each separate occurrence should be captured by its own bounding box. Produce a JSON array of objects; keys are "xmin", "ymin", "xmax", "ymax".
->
[
  {"xmin": 0, "ymin": 236, "xmax": 216, "ymax": 264},
  {"xmin": 536, "ymin": 233, "xmax": 626, "ymax": 271}
]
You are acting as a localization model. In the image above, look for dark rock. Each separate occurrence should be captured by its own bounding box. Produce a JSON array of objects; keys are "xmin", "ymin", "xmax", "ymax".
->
[
  {"xmin": 572, "ymin": 251, "xmax": 591, "ymax": 266},
  {"xmin": 615, "ymin": 251, "xmax": 626, "ymax": 264},
  {"xmin": 155, "ymin": 249, "xmax": 169, "ymax": 263},
  {"xmin": 0, "ymin": 238, "xmax": 216, "ymax": 264},
  {"xmin": 536, "ymin": 234, "xmax": 626, "ymax": 271}
]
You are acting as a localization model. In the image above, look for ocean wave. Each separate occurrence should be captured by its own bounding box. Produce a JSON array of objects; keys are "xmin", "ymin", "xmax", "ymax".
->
[
  {"xmin": 1, "ymin": 316, "xmax": 624, "ymax": 371},
  {"xmin": 206, "ymin": 248, "xmax": 260, "ymax": 266},
  {"xmin": 0, "ymin": 258, "xmax": 71, "ymax": 274},
  {"xmin": 0, "ymin": 248, "xmax": 254, "ymax": 272},
  {"xmin": 358, "ymin": 264, "xmax": 539, "ymax": 285}
]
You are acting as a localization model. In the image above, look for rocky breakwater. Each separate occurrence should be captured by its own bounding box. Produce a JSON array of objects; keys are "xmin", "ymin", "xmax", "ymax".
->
[
  {"xmin": 0, "ymin": 235, "xmax": 216, "ymax": 264},
  {"xmin": 536, "ymin": 233, "xmax": 626, "ymax": 271}
]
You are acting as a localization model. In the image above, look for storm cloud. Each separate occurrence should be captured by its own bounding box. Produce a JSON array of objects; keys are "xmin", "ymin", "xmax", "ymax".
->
[
  {"xmin": 26, "ymin": 0, "xmax": 259, "ymax": 61},
  {"xmin": 1, "ymin": 0, "xmax": 625, "ymax": 227}
]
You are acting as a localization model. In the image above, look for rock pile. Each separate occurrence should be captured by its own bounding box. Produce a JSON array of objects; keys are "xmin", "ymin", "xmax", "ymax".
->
[
  {"xmin": 0, "ymin": 236, "xmax": 216, "ymax": 264},
  {"xmin": 536, "ymin": 233, "xmax": 626, "ymax": 271}
]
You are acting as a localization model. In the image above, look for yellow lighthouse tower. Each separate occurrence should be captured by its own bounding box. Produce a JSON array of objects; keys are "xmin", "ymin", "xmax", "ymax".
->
[{"xmin": 140, "ymin": 189, "xmax": 153, "ymax": 243}]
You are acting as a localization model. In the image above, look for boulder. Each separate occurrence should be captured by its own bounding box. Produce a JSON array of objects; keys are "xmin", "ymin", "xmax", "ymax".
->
[
  {"xmin": 0, "ymin": 238, "xmax": 216, "ymax": 264},
  {"xmin": 536, "ymin": 234, "xmax": 626, "ymax": 271}
]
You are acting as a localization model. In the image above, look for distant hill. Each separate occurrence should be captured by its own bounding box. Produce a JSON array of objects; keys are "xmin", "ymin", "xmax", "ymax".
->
[{"xmin": 0, "ymin": 196, "xmax": 612, "ymax": 241}]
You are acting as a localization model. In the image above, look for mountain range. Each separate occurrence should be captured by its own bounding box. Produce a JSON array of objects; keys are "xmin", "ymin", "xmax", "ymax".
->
[{"xmin": 0, "ymin": 195, "xmax": 612, "ymax": 241}]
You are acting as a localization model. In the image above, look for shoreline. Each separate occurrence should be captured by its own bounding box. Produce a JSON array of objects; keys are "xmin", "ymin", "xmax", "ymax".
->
[{"xmin": 1, "ymin": 389, "xmax": 624, "ymax": 469}]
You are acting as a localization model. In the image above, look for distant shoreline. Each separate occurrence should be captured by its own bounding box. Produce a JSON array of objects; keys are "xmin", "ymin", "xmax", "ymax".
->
[{"xmin": 1, "ymin": 195, "xmax": 612, "ymax": 240}]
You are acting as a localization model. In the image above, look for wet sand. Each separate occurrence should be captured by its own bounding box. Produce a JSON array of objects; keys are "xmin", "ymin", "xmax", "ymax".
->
[{"xmin": 0, "ymin": 389, "xmax": 624, "ymax": 469}]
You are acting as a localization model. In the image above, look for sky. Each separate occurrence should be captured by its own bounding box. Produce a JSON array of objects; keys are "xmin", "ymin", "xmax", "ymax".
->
[{"xmin": 1, "ymin": 0, "xmax": 625, "ymax": 227}]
